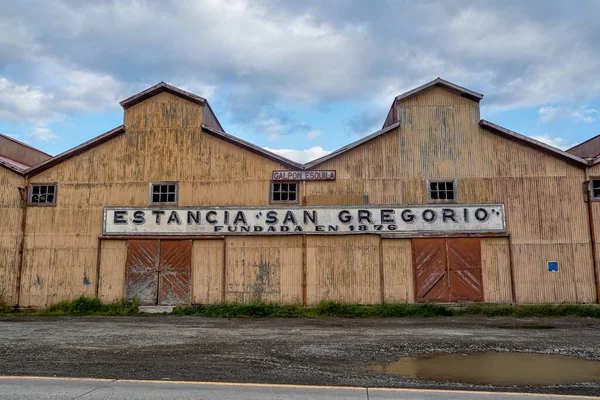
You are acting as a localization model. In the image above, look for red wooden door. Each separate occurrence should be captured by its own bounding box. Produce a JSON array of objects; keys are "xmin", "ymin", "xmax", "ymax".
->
[
  {"xmin": 447, "ymin": 238, "xmax": 483, "ymax": 302},
  {"xmin": 412, "ymin": 238, "xmax": 483, "ymax": 303},
  {"xmin": 125, "ymin": 240, "xmax": 159, "ymax": 305},
  {"xmin": 412, "ymin": 238, "xmax": 450, "ymax": 302},
  {"xmin": 158, "ymin": 240, "xmax": 192, "ymax": 305}
]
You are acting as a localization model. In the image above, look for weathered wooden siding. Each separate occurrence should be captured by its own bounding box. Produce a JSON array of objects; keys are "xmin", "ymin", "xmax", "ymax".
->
[
  {"xmin": 21, "ymin": 91, "xmax": 291, "ymax": 307},
  {"xmin": 481, "ymin": 237, "xmax": 512, "ymax": 303},
  {"xmin": 585, "ymin": 163, "xmax": 600, "ymax": 302},
  {"xmin": 381, "ymin": 239, "xmax": 413, "ymax": 303},
  {"xmin": 225, "ymin": 236, "xmax": 303, "ymax": 304},
  {"xmin": 0, "ymin": 167, "xmax": 23, "ymax": 305},
  {"xmin": 98, "ymin": 240, "xmax": 127, "ymax": 303},
  {"xmin": 192, "ymin": 239, "xmax": 224, "ymax": 304},
  {"xmin": 13, "ymin": 84, "xmax": 598, "ymax": 306},
  {"xmin": 306, "ymin": 235, "xmax": 380, "ymax": 304},
  {"xmin": 306, "ymin": 86, "xmax": 594, "ymax": 303}
]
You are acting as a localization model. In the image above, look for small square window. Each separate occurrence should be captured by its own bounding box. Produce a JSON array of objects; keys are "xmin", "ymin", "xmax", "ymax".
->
[
  {"xmin": 271, "ymin": 181, "xmax": 299, "ymax": 204},
  {"xmin": 428, "ymin": 180, "xmax": 456, "ymax": 203},
  {"xmin": 592, "ymin": 180, "xmax": 600, "ymax": 199},
  {"xmin": 150, "ymin": 183, "xmax": 178, "ymax": 205},
  {"xmin": 29, "ymin": 183, "xmax": 57, "ymax": 206}
]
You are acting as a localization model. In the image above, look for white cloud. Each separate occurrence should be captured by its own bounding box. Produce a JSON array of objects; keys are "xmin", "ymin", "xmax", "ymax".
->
[
  {"xmin": 306, "ymin": 130, "xmax": 321, "ymax": 140},
  {"xmin": 264, "ymin": 146, "xmax": 331, "ymax": 163},
  {"xmin": 531, "ymin": 134, "xmax": 576, "ymax": 150},
  {"xmin": 1, "ymin": 1, "xmax": 600, "ymax": 138},
  {"xmin": 0, "ymin": 72, "xmax": 121, "ymax": 125},
  {"xmin": 539, "ymin": 106, "xmax": 599, "ymax": 123},
  {"xmin": 27, "ymin": 126, "xmax": 57, "ymax": 142}
]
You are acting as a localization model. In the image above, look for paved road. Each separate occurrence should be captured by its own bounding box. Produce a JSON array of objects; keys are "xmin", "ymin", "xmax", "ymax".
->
[
  {"xmin": 0, "ymin": 377, "xmax": 597, "ymax": 400},
  {"xmin": 1, "ymin": 317, "xmax": 600, "ymax": 396}
]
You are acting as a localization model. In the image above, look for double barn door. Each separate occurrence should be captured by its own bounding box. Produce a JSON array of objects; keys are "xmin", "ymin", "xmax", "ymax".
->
[
  {"xmin": 412, "ymin": 238, "xmax": 483, "ymax": 303},
  {"xmin": 125, "ymin": 240, "xmax": 192, "ymax": 306}
]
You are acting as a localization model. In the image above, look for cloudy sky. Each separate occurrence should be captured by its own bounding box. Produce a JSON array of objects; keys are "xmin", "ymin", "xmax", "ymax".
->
[{"xmin": 1, "ymin": 0, "xmax": 599, "ymax": 162}]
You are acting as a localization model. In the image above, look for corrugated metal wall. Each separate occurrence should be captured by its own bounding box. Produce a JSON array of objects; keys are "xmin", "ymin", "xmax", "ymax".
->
[
  {"xmin": 8, "ymin": 85, "xmax": 598, "ymax": 307},
  {"xmin": 224, "ymin": 236, "xmax": 303, "ymax": 304},
  {"xmin": 0, "ymin": 167, "xmax": 23, "ymax": 305},
  {"xmin": 20, "ymin": 92, "xmax": 291, "ymax": 307},
  {"xmin": 98, "ymin": 240, "xmax": 127, "ymax": 303},
  {"xmin": 481, "ymin": 237, "xmax": 512, "ymax": 303},
  {"xmin": 306, "ymin": 235, "xmax": 381, "ymax": 304},
  {"xmin": 305, "ymin": 86, "xmax": 595, "ymax": 304}
]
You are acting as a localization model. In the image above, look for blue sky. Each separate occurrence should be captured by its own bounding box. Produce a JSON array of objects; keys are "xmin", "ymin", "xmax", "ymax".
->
[{"xmin": 1, "ymin": 1, "xmax": 599, "ymax": 162}]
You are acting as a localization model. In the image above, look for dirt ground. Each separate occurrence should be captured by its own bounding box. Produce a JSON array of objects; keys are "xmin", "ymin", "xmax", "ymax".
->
[{"xmin": 0, "ymin": 316, "xmax": 599, "ymax": 396}]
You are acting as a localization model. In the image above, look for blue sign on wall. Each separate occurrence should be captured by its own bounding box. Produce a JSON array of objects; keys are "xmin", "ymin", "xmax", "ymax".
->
[{"xmin": 548, "ymin": 261, "xmax": 559, "ymax": 273}]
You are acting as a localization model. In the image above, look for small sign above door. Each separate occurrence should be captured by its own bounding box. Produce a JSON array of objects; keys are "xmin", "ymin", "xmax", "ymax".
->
[{"xmin": 272, "ymin": 170, "xmax": 336, "ymax": 181}]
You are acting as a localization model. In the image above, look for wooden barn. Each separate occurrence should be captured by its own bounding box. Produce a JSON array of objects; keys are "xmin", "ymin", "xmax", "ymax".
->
[{"xmin": 1, "ymin": 78, "xmax": 599, "ymax": 308}]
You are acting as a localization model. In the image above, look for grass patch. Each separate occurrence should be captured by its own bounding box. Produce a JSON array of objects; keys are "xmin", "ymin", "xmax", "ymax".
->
[
  {"xmin": 173, "ymin": 302, "xmax": 600, "ymax": 319},
  {"xmin": 2, "ymin": 296, "xmax": 140, "ymax": 316},
  {"xmin": 457, "ymin": 304, "xmax": 600, "ymax": 318},
  {"xmin": 0, "ymin": 301, "xmax": 12, "ymax": 314},
  {"xmin": 1, "ymin": 297, "xmax": 599, "ymax": 318}
]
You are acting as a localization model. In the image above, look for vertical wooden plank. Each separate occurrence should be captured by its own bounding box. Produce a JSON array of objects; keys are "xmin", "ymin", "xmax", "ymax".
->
[
  {"xmin": 305, "ymin": 235, "xmax": 380, "ymax": 305},
  {"xmin": 481, "ymin": 237, "xmax": 512, "ymax": 303},
  {"xmin": 192, "ymin": 239, "xmax": 224, "ymax": 304},
  {"xmin": 225, "ymin": 237, "xmax": 302, "ymax": 304},
  {"xmin": 381, "ymin": 239, "xmax": 414, "ymax": 303},
  {"xmin": 98, "ymin": 240, "xmax": 127, "ymax": 303},
  {"xmin": 379, "ymin": 237, "xmax": 385, "ymax": 303}
]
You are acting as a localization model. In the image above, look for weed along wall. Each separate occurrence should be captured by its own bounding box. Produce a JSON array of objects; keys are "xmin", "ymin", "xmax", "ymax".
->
[{"xmin": 1, "ymin": 79, "xmax": 599, "ymax": 308}]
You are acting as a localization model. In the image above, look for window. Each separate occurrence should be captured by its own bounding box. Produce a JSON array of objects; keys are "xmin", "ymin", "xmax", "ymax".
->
[
  {"xmin": 428, "ymin": 180, "xmax": 456, "ymax": 203},
  {"xmin": 29, "ymin": 183, "xmax": 57, "ymax": 206},
  {"xmin": 271, "ymin": 182, "xmax": 298, "ymax": 203},
  {"xmin": 150, "ymin": 182, "xmax": 178, "ymax": 205},
  {"xmin": 592, "ymin": 180, "xmax": 600, "ymax": 199}
]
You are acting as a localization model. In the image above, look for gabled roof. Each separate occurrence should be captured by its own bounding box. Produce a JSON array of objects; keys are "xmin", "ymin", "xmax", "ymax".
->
[
  {"xmin": 306, "ymin": 119, "xmax": 589, "ymax": 170},
  {"xmin": 566, "ymin": 134, "xmax": 600, "ymax": 159},
  {"xmin": 479, "ymin": 120, "xmax": 588, "ymax": 167},
  {"xmin": 383, "ymin": 78, "xmax": 484, "ymax": 129},
  {"xmin": 120, "ymin": 82, "xmax": 207, "ymax": 109},
  {"xmin": 0, "ymin": 155, "xmax": 27, "ymax": 174},
  {"xmin": 395, "ymin": 77, "xmax": 483, "ymax": 104},
  {"xmin": 0, "ymin": 133, "xmax": 52, "ymax": 174},
  {"xmin": 26, "ymin": 126, "xmax": 126, "ymax": 176},
  {"xmin": 304, "ymin": 122, "xmax": 400, "ymax": 169},
  {"xmin": 120, "ymin": 81, "xmax": 225, "ymax": 132},
  {"xmin": 201, "ymin": 124, "xmax": 303, "ymax": 170}
]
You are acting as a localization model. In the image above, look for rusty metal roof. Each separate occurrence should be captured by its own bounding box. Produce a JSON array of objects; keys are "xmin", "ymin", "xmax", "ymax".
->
[
  {"xmin": 19, "ymin": 80, "xmax": 594, "ymax": 176},
  {"xmin": 395, "ymin": 77, "xmax": 484, "ymax": 103},
  {"xmin": 120, "ymin": 82, "xmax": 207, "ymax": 109},
  {"xmin": 566, "ymin": 134, "xmax": 600, "ymax": 159},
  {"xmin": 0, "ymin": 155, "xmax": 27, "ymax": 174}
]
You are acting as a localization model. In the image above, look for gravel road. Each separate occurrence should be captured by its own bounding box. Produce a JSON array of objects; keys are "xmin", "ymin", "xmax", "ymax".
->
[{"xmin": 0, "ymin": 316, "xmax": 599, "ymax": 396}]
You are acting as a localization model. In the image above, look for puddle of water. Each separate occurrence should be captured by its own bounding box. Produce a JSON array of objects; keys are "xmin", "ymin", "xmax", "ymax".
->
[{"xmin": 371, "ymin": 352, "xmax": 600, "ymax": 386}]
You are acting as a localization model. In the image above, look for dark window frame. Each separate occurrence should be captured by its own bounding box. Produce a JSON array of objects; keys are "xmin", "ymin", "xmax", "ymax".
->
[
  {"xmin": 149, "ymin": 182, "xmax": 179, "ymax": 205},
  {"xmin": 590, "ymin": 178, "xmax": 600, "ymax": 201},
  {"xmin": 270, "ymin": 181, "xmax": 299, "ymax": 204},
  {"xmin": 427, "ymin": 179, "xmax": 458, "ymax": 203},
  {"xmin": 28, "ymin": 183, "xmax": 58, "ymax": 206}
]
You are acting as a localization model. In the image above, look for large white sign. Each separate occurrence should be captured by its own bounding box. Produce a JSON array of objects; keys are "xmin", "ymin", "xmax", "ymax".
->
[{"xmin": 103, "ymin": 204, "xmax": 506, "ymax": 236}]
